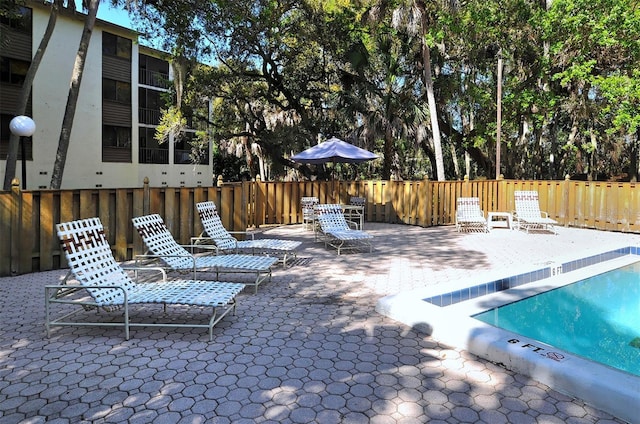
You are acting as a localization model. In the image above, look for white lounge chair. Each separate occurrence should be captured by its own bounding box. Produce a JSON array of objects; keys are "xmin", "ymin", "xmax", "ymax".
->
[
  {"xmin": 301, "ymin": 196, "xmax": 319, "ymax": 230},
  {"xmin": 314, "ymin": 204, "xmax": 373, "ymax": 255},
  {"xmin": 344, "ymin": 196, "xmax": 366, "ymax": 229},
  {"xmin": 46, "ymin": 217, "xmax": 245, "ymax": 340},
  {"xmin": 514, "ymin": 191, "xmax": 558, "ymax": 234},
  {"xmin": 455, "ymin": 197, "xmax": 489, "ymax": 233},
  {"xmin": 193, "ymin": 201, "xmax": 302, "ymax": 266},
  {"xmin": 132, "ymin": 214, "xmax": 278, "ymax": 293}
]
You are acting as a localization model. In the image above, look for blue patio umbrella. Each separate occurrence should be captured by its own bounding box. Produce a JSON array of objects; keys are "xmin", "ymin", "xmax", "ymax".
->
[
  {"xmin": 291, "ymin": 137, "xmax": 378, "ymax": 199},
  {"xmin": 291, "ymin": 137, "xmax": 378, "ymax": 165}
]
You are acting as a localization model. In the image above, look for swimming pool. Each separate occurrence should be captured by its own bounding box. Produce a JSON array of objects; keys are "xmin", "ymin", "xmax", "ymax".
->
[
  {"xmin": 474, "ymin": 261, "xmax": 640, "ymax": 377},
  {"xmin": 376, "ymin": 247, "xmax": 640, "ymax": 424}
]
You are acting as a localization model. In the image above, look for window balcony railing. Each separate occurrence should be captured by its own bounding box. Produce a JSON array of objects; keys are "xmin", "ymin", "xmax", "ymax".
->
[
  {"xmin": 139, "ymin": 147, "xmax": 169, "ymax": 164},
  {"xmin": 174, "ymin": 148, "xmax": 210, "ymax": 165},
  {"xmin": 174, "ymin": 149, "xmax": 191, "ymax": 165},
  {"xmin": 182, "ymin": 113, "xmax": 210, "ymax": 132},
  {"xmin": 139, "ymin": 69, "xmax": 170, "ymax": 89},
  {"xmin": 139, "ymin": 107, "xmax": 161, "ymax": 125}
]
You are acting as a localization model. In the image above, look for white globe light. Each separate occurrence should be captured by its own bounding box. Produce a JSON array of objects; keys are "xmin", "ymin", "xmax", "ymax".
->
[{"xmin": 9, "ymin": 116, "xmax": 36, "ymax": 137}]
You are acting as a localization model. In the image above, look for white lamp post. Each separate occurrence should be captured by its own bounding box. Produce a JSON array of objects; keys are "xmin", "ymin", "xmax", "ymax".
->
[{"xmin": 9, "ymin": 116, "xmax": 36, "ymax": 190}]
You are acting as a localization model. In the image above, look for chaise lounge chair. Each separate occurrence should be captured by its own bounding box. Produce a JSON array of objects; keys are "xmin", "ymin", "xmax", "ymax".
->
[
  {"xmin": 344, "ymin": 196, "xmax": 366, "ymax": 230},
  {"xmin": 314, "ymin": 204, "xmax": 373, "ymax": 255},
  {"xmin": 301, "ymin": 196, "xmax": 319, "ymax": 230},
  {"xmin": 46, "ymin": 217, "xmax": 245, "ymax": 340},
  {"xmin": 513, "ymin": 190, "xmax": 558, "ymax": 234},
  {"xmin": 455, "ymin": 197, "xmax": 489, "ymax": 233},
  {"xmin": 193, "ymin": 201, "xmax": 302, "ymax": 266},
  {"xmin": 132, "ymin": 214, "xmax": 278, "ymax": 293}
]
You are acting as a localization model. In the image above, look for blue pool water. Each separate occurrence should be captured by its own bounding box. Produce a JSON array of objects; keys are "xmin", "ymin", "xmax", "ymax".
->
[{"xmin": 474, "ymin": 261, "xmax": 640, "ymax": 376}]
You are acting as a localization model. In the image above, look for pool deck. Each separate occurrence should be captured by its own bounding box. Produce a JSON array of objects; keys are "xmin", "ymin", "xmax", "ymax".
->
[{"xmin": 2, "ymin": 223, "xmax": 639, "ymax": 423}]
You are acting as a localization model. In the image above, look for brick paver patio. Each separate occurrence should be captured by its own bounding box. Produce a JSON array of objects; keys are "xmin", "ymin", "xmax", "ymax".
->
[{"xmin": 1, "ymin": 223, "xmax": 638, "ymax": 423}]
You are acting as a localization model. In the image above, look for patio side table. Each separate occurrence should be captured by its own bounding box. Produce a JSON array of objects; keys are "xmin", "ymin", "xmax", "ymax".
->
[{"xmin": 487, "ymin": 212, "xmax": 513, "ymax": 230}]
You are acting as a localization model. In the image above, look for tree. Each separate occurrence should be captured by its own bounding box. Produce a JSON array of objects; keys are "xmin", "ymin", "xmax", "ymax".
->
[
  {"xmin": 2, "ymin": 0, "xmax": 62, "ymax": 190},
  {"xmin": 350, "ymin": 4, "xmax": 430, "ymax": 180},
  {"xmin": 49, "ymin": 0, "xmax": 99, "ymax": 188},
  {"xmin": 48, "ymin": 0, "xmax": 137, "ymax": 188},
  {"xmin": 363, "ymin": 0, "xmax": 448, "ymax": 180},
  {"xmin": 133, "ymin": 0, "xmax": 374, "ymax": 180},
  {"xmin": 543, "ymin": 0, "xmax": 640, "ymax": 180},
  {"xmin": 416, "ymin": 0, "xmax": 447, "ymax": 181},
  {"xmin": 122, "ymin": 0, "xmax": 640, "ymax": 182}
]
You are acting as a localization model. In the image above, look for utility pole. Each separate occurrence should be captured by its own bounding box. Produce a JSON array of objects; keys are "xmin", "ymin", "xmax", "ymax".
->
[{"xmin": 496, "ymin": 49, "xmax": 503, "ymax": 180}]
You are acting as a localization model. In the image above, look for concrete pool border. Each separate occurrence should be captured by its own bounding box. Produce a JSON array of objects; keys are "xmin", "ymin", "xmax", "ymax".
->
[{"xmin": 376, "ymin": 247, "xmax": 640, "ymax": 424}]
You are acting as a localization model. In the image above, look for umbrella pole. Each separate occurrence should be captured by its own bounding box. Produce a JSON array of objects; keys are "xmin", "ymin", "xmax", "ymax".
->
[
  {"xmin": 332, "ymin": 162, "xmax": 337, "ymax": 202},
  {"xmin": 332, "ymin": 178, "xmax": 336, "ymax": 202}
]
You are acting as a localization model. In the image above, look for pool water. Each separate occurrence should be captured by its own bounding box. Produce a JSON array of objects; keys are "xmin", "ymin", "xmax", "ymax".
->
[{"xmin": 474, "ymin": 261, "xmax": 640, "ymax": 376}]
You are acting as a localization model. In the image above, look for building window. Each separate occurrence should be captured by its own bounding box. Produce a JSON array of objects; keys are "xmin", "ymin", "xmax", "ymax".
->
[
  {"xmin": 175, "ymin": 131, "xmax": 209, "ymax": 165},
  {"xmin": 174, "ymin": 132, "xmax": 192, "ymax": 164},
  {"xmin": 139, "ymin": 127, "xmax": 168, "ymax": 164},
  {"xmin": 139, "ymin": 54, "xmax": 170, "ymax": 89},
  {"xmin": 102, "ymin": 125, "xmax": 131, "ymax": 162},
  {"xmin": 0, "ymin": 56, "xmax": 29, "ymax": 85},
  {"xmin": 138, "ymin": 87, "xmax": 163, "ymax": 125},
  {"xmin": 0, "ymin": 6, "xmax": 32, "ymax": 34},
  {"xmin": 102, "ymin": 32, "xmax": 131, "ymax": 59},
  {"xmin": 103, "ymin": 78, "xmax": 131, "ymax": 104},
  {"xmin": 103, "ymin": 125, "xmax": 131, "ymax": 148}
]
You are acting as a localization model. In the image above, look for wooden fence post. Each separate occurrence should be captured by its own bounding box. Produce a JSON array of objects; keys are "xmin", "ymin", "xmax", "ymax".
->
[
  {"xmin": 10, "ymin": 178, "xmax": 21, "ymax": 276},
  {"xmin": 143, "ymin": 177, "xmax": 150, "ymax": 216},
  {"xmin": 241, "ymin": 179, "xmax": 250, "ymax": 229},
  {"xmin": 497, "ymin": 174, "xmax": 507, "ymax": 212},
  {"xmin": 425, "ymin": 176, "xmax": 432, "ymax": 227},
  {"xmin": 462, "ymin": 175, "xmax": 470, "ymax": 197},
  {"xmin": 247, "ymin": 177, "xmax": 256, "ymax": 228},
  {"xmin": 254, "ymin": 176, "xmax": 265, "ymax": 227},
  {"xmin": 563, "ymin": 174, "xmax": 570, "ymax": 227}
]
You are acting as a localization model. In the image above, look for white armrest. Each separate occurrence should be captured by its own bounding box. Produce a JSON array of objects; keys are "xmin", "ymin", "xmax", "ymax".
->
[{"xmin": 228, "ymin": 231, "xmax": 255, "ymax": 240}]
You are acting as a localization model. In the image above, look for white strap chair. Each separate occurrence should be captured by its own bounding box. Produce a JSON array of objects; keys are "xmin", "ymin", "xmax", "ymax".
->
[
  {"xmin": 132, "ymin": 214, "xmax": 278, "ymax": 293},
  {"xmin": 46, "ymin": 217, "xmax": 245, "ymax": 340}
]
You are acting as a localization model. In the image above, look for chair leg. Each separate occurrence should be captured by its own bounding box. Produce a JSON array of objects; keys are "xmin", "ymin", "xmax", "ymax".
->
[
  {"xmin": 45, "ymin": 287, "xmax": 51, "ymax": 338},
  {"xmin": 124, "ymin": 303, "xmax": 130, "ymax": 340}
]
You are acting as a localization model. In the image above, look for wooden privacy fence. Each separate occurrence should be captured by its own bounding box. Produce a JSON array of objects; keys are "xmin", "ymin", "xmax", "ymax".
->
[
  {"xmin": 0, "ymin": 178, "xmax": 251, "ymax": 277},
  {"xmin": 2, "ymin": 176, "xmax": 640, "ymax": 276}
]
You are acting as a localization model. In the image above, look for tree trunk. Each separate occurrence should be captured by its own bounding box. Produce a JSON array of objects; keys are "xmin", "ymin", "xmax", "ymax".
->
[
  {"xmin": 450, "ymin": 142, "xmax": 460, "ymax": 179},
  {"xmin": 242, "ymin": 122, "xmax": 255, "ymax": 179},
  {"xmin": 464, "ymin": 151, "xmax": 471, "ymax": 178},
  {"xmin": 3, "ymin": 0, "xmax": 61, "ymax": 190},
  {"xmin": 171, "ymin": 56, "xmax": 188, "ymax": 109},
  {"xmin": 382, "ymin": 125, "xmax": 393, "ymax": 180},
  {"xmin": 419, "ymin": 6, "xmax": 445, "ymax": 181},
  {"xmin": 256, "ymin": 147, "xmax": 266, "ymax": 181},
  {"xmin": 631, "ymin": 132, "xmax": 639, "ymax": 182},
  {"xmin": 50, "ymin": 0, "xmax": 99, "ymax": 189},
  {"xmin": 496, "ymin": 51, "xmax": 503, "ymax": 179}
]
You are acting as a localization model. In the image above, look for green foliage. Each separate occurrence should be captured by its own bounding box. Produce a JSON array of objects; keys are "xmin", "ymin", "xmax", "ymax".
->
[
  {"xmin": 155, "ymin": 106, "xmax": 186, "ymax": 144},
  {"xmin": 126, "ymin": 0, "xmax": 640, "ymax": 181},
  {"xmin": 212, "ymin": 151, "xmax": 252, "ymax": 181},
  {"xmin": 0, "ymin": 0, "xmax": 25, "ymax": 17},
  {"xmin": 189, "ymin": 130, "xmax": 210, "ymax": 164},
  {"xmin": 596, "ymin": 71, "xmax": 640, "ymax": 134}
]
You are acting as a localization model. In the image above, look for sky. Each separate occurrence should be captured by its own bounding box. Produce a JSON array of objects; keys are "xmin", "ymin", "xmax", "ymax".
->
[
  {"xmin": 97, "ymin": 5, "xmax": 135, "ymax": 30},
  {"xmin": 97, "ymin": 4, "xmax": 160, "ymax": 48},
  {"xmin": 95, "ymin": 4, "xmax": 214, "ymax": 60}
]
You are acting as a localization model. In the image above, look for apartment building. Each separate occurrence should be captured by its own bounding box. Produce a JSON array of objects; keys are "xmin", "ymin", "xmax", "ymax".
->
[{"xmin": 0, "ymin": 2, "xmax": 212, "ymax": 189}]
